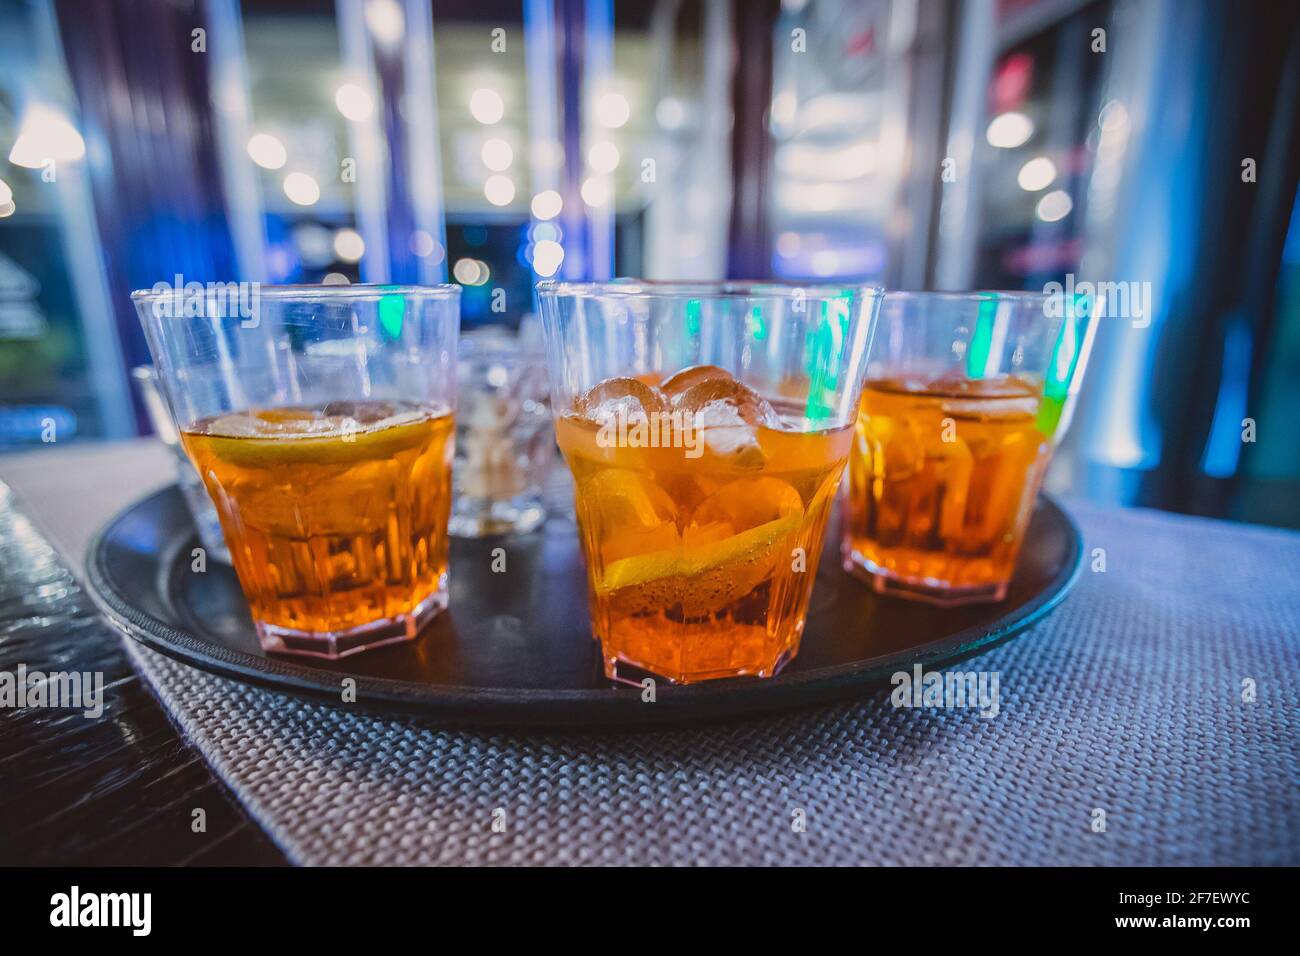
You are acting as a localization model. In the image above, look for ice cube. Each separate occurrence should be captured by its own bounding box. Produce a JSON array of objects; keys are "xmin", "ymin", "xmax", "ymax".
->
[
  {"xmin": 692, "ymin": 396, "xmax": 747, "ymax": 430},
  {"xmin": 702, "ymin": 427, "xmax": 766, "ymax": 465},
  {"xmin": 925, "ymin": 373, "xmax": 1035, "ymax": 397},
  {"xmin": 660, "ymin": 364, "xmax": 733, "ymax": 397},
  {"xmin": 941, "ymin": 397, "xmax": 1038, "ymax": 421},
  {"xmin": 672, "ymin": 378, "xmax": 780, "ymax": 427},
  {"xmin": 686, "ymin": 406, "xmax": 764, "ymax": 468},
  {"xmin": 574, "ymin": 376, "xmax": 669, "ymax": 427},
  {"xmin": 670, "ymin": 378, "xmax": 776, "ymax": 468},
  {"xmin": 922, "ymin": 374, "xmax": 1039, "ymax": 421}
]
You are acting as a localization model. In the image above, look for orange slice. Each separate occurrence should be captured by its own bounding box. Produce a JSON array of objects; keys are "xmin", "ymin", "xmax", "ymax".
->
[
  {"xmin": 188, "ymin": 413, "xmax": 442, "ymax": 469},
  {"xmin": 598, "ymin": 512, "xmax": 802, "ymax": 617}
]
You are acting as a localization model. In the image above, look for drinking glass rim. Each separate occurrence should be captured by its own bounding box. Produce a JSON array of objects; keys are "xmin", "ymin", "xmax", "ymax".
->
[
  {"xmin": 130, "ymin": 282, "xmax": 462, "ymax": 302},
  {"xmin": 883, "ymin": 289, "xmax": 1054, "ymax": 302},
  {"xmin": 535, "ymin": 278, "xmax": 884, "ymax": 300}
]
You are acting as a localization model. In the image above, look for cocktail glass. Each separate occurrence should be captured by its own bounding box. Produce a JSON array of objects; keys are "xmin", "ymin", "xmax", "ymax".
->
[
  {"xmin": 842, "ymin": 290, "xmax": 1098, "ymax": 605},
  {"xmin": 537, "ymin": 280, "xmax": 882, "ymax": 683},
  {"xmin": 133, "ymin": 283, "xmax": 460, "ymax": 658}
]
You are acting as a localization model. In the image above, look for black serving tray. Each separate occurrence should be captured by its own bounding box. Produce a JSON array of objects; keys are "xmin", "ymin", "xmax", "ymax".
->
[{"xmin": 85, "ymin": 486, "xmax": 1082, "ymax": 727}]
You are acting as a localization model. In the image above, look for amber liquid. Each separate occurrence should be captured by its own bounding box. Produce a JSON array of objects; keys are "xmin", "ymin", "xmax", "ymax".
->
[
  {"xmin": 556, "ymin": 370, "xmax": 850, "ymax": 683},
  {"xmin": 843, "ymin": 376, "xmax": 1050, "ymax": 603},
  {"xmin": 182, "ymin": 401, "xmax": 454, "ymax": 656}
]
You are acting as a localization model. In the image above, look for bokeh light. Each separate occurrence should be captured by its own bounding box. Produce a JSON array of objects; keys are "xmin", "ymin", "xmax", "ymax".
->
[
  {"xmin": 1036, "ymin": 189, "xmax": 1073, "ymax": 222},
  {"xmin": 532, "ymin": 240, "xmax": 564, "ymax": 277},
  {"xmin": 481, "ymin": 138, "xmax": 513, "ymax": 172},
  {"xmin": 1017, "ymin": 156, "xmax": 1057, "ymax": 191},
  {"xmin": 986, "ymin": 111, "xmax": 1034, "ymax": 148},
  {"xmin": 469, "ymin": 88, "xmax": 504, "ymax": 125},
  {"xmin": 333, "ymin": 228, "xmax": 365, "ymax": 262},
  {"xmin": 484, "ymin": 175, "xmax": 515, "ymax": 206},
  {"xmin": 283, "ymin": 172, "xmax": 321, "ymax": 206},
  {"xmin": 581, "ymin": 176, "xmax": 610, "ymax": 207},
  {"xmin": 531, "ymin": 189, "xmax": 563, "ymax": 221},
  {"xmin": 588, "ymin": 141, "xmax": 620, "ymax": 173},
  {"xmin": 335, "ymin": 83, "xmax": 374, "ymax": 122},
  {"xmin": 246, "ymin": 133, "xmax": 287, "ymax": 170},
  {"xmin": 595, "ymin": 92, "xmax": 630, "ymax": 129}
]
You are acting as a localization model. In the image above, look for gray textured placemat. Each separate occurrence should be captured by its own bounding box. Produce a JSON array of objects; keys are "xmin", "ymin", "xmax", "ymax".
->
[{"xmin": 113, "ymin": 501, "xmax": 1300, "ymax": 866}]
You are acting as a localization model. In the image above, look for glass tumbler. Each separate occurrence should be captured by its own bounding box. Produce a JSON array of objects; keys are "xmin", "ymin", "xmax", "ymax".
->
[
  {"xmin": 134, "ymin": 283, "xmax": 460, "ymax": 659},
  {"xmin": 537, "ymin": 280, "xmax": 882, "ymax": 684},
  {"xmin": 842, "ymin": 290, "xmax": 1097, "ymax": 605},
  {"xmin": 449, "ymin": 326, "xmax": 554, "ymax": 537}
]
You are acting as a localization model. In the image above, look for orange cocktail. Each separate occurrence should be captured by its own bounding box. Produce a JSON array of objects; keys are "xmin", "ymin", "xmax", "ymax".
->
[
  {"xmin": 839, "ymin": 291, "xmax": 1087, "ymax": 604},
  {"xmin": 134, "ymin": 283, "xmax": 460, "ymax": 659},
  {"xmin": 183, "ymin": 400, "xmax": 454, "ymax": 656},
  {"xmin": 843, "ymin": 375, "xmax": 1050, "ymax": 603},
  {"xmin": 557, "ymin": 366, "xmax": 851, "ymax": 683}
]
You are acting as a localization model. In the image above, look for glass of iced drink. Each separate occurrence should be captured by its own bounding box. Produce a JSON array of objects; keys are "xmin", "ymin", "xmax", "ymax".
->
[
  {"xmin": 134, "ymin": 283, "xmax": 460, "ymax": 658},
  {"xmin": 537, "ymin": 280, "xmax": 882, "ymax": 684},
  {"xmin": 843, "ymin": 291, "xmax": 1098, "ymax": 605}
]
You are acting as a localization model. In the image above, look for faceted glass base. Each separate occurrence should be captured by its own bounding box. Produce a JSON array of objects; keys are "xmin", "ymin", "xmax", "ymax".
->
[
  {"xmin": 842, "ymin": 550, "xmax": 1008, "ymax": 607},
  {"xmin": 255, "ymin": 588, "xmax": 447, "ymax": 659},
  {"xmin": 603, "ymin": 642, "xmax": 798, "ymax": 686}
]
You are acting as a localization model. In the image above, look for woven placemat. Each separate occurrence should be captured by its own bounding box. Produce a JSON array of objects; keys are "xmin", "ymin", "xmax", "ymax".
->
[{"xmin": 110, "ymin": 501, "xmax": 1300, "ymax": 865}]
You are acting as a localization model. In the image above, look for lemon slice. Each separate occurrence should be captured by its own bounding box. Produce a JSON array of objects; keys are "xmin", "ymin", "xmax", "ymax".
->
[
  {"xmin": 598, "ymin": 512, "xmax": 802, "ymax": 617},
  {"xmin": 188, "ymin": 415, "xmax": 441, "ymax": 469},
  {"xmin": 582, "ymin": 468, "xmax": 677, "ymax": 528}
]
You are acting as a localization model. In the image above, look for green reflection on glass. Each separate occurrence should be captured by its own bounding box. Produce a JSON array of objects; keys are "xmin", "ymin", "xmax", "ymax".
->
[
  {"xmin": 1037, "ymin": 293, "xmax": 1087, "ymax": 437},
  {"xmin": 686, "ymin": 298, "xmax": 701, "ymax": 338},
  {"xmin": 803, "ymin": 300, "xmax": 836, "ymax": 422},
  {"xmin": 965, "ymin": 297, "xmax": 998, "ymax": 379},
  {"xmin": 378, "ymin": 293, "xmax": 405, "ymax": 339}
]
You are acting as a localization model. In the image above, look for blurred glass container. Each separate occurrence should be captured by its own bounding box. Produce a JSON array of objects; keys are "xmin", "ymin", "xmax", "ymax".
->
[
  {"xmin": 449, "ymin": 325, "xmax": 554, "ymax": 537},
  {"xmin": 131, "ymin": 365, "xmax": 231, "ymax": 563}
]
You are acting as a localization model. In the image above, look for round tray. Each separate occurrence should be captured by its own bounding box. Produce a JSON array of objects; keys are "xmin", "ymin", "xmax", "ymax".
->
[{"xmin": 85, "ymin": 486, "xmax": 1082, "ymax": 727}]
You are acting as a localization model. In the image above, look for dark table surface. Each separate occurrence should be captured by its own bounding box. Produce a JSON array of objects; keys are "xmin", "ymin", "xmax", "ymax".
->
[{"xmin": 0, "ymin": 469, "xmax": 284, "ymax": 865}]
